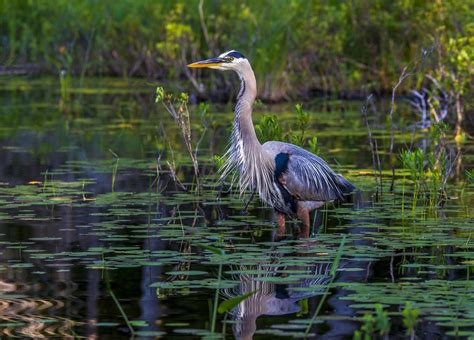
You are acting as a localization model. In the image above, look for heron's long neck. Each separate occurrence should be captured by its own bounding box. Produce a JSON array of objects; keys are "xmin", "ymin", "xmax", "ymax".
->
[
  {"xmin": 229, "ymin": 63, "xmax": 276, "ymax": 202},
  {"xmin": 233, "ymin": 66, "xmax": 260, "ymax": 151}
]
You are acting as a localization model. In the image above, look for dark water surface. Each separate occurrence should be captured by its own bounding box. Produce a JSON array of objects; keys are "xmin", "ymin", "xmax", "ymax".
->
[{"xmin": 0, "ymin": 78, "xmax": 473, "ymax": 339}]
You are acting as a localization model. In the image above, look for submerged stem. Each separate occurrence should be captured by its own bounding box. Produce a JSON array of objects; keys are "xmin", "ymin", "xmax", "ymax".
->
[
  {"xmin": 104, "ymin": 267, "xmax": 135, "ymax": 336},
  {"xmin": 211, "ymin": 260, "xmax": 223, "ymax": 333},
  {"xmin": 304, "ymin": 235, "xmax": 346, "ymax": 337}
]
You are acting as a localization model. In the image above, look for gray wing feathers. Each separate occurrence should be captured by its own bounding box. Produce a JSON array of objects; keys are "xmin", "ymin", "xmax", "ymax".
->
[
  {"xmin": 263, "ymin": 141, "xmax": 352, "ymax": 202},
  {"xmin": 284, "ymin": 154, "xmax": 343, "ymax": 201}
]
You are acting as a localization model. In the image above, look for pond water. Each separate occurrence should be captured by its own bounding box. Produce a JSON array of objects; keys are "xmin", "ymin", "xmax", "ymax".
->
[{"xmin": 0, "ymin": 77, "xmax": 473, "ymax": 339}]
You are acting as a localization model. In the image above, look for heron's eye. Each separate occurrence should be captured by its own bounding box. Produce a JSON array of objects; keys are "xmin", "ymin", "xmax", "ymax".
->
[{"xmin": 224, "ymin": 57, "xmax": 234, "ymax": 62}]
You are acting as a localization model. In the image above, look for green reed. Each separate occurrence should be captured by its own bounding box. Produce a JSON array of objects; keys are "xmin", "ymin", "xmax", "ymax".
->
[
  {"xmin": 109, "ymin": 150, "xmax": 120, "ymax": 192},
  {"xmin": 304, "ymin": 235, "xmax": 346, "ymax": 338}
]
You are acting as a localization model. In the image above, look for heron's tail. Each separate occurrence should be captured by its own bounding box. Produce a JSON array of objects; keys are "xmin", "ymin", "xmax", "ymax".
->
[{"xmin": 336, "ymin": 175, "xmax": 356, "ymax": 195}]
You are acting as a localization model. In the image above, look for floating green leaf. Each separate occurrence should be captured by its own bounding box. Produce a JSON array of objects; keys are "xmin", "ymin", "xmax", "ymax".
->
[{"xmin": 218, "ymin": 290, "xmax": 258, "ymax": 314}]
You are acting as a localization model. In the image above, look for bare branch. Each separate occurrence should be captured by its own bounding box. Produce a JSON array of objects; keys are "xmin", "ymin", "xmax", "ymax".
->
[{"xmin": 389, "ymin": 66, "xmax": 411, "ymax": 191}]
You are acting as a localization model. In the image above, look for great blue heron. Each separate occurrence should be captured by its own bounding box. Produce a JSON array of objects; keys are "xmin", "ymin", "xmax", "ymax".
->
[{"xmin": 188, "ymin": 50, "xmax": 355, "ymax": 236}]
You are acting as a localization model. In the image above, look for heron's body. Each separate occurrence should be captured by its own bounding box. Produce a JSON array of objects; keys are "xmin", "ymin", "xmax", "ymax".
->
[{"xmin": 189, "ymin": 50, "xmax": 354, "ymax": 236}]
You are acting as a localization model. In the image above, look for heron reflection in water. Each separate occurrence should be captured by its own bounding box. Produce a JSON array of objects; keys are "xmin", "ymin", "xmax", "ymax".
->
[
  {"xmin": 222, "ymin": 241, "xmax": 332, "ymax": 340},
  {"xmin": 188, "ymin": 51, "xmax": 354, "ymax": 236}
]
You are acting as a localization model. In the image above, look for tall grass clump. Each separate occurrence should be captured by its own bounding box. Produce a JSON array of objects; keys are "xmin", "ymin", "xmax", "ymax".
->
[{"xmin": 399, "ymin": 123, "xmax": 453, "ymax": 210}]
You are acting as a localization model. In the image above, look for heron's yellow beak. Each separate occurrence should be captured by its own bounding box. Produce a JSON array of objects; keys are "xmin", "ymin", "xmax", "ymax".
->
[{"xmin": 187, "ymin": 57, "xmax": 224, "ymax": 68}]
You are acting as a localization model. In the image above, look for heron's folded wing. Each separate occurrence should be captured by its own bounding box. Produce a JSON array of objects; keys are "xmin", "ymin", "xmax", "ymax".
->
[{"xmin": 282, "ymin": 153, "xmax": 343, "ymax": 201}]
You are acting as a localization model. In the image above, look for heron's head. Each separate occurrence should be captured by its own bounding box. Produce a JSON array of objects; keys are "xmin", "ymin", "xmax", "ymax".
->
[{"xmin": 187, "ymin": 50, "xmax": 248, "ymax": 72}]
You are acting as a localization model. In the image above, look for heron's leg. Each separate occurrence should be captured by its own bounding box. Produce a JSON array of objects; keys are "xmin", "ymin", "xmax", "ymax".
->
[
  {"xmin": 275, "ymin": 211, "xmax": 286, "ymax": 238},
  {"xmin": 298, "ymin": 201, "xmax": 325, "ymax": 237},
  {"xmin": 297, "ymin": 204, "xmax": 311, "ymax": 238}
]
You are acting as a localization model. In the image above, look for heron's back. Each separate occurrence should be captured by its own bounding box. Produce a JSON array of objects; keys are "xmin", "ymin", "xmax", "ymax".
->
[{"xmin": 262, "ymin": 141, "xmax": 354, "ymax": 202}]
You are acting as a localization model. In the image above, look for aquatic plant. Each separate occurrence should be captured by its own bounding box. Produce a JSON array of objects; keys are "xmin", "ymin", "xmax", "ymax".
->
[
  {"xmin": 104, "ymin": 265, "xmax": 135, "ymax": 336},
  {"xmin": 353, "ymin": 304, "xmax": 391, "ymax": 340},
  {"xmin": 110, "ymin": 150, "xmax": 120, "ymax": 192},
  {"xmin": 402, "ymin": 302, "xmax": 420, "ymax": 340},
  {"xmin": 199, "ymin": 243, "xmax": 226, "ymax": 335},
  {"xmin": 399, "ymin": 121, "xmax": 454, "ymax": 209},
  {"xmin": 304, "ymin": 235, "xmax": 346, "ymax": 337},
  {"xmin": 217, "ymin": 290, "xmax": 257, "ymax": 314},
  {"xmin": 58, "ymin": 69, "xmax": 71, "ymax": 111},
  {"xmin": 399, "ymin": 148, "xmax": 425, "ymax": 208},
  {"xmin": 155, "ymin": 87, "xmax": 201, "ymax": 192},
  {"xmin": 466, "ymin": 170, "xmax": 474, "ymax": 184},
  {"xmin": 255, "ymin": 104, "xmax": 318, "ymax": 151},
  {"xmin": 307, "ymin": 136, "xmax": 320, "ymax": 155},
  {"xmin": 290, "ymin": 104, "xmax": 310, "ymax": 146},
  {"xmin": 212, "ymin": 154, "xmax": 225, "ymax": 171},
  {"xmin": 358, "ymin": 313, "xmax": 375, "ymax": 340},
  {"xmin": 374, "ymin": 304, "xmax": 391, "ymax": 338},
  {"xmin": 255, "ymin": 114, "xmax": 284, "ymax": 143}
]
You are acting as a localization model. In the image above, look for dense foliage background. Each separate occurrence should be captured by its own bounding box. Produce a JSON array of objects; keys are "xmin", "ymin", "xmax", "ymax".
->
[{"xmin": 1, "ymin": 0, "xmax": 472, "ymax": 101}]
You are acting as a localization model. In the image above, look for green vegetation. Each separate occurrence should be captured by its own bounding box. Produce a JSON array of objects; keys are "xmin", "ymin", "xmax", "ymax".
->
[
  {"xmin": 399, "ymin": 122, "xmax": 452, "ymax": 209},
  {"xmin": 1, "ymin": 0, "xmax": 472, "ymax": 100},
  {"xmin": 354, "ymin": 304, "xmax": 391, "ymax": 340},
  {"xmin": 217, "ymin": 290, "xmax": 257, "ymax": 314},
  {"xmin": 255, "ymin": 114, "xmax": 284, "ymax": 142},
  {"xmin": 304, "ymin": 235, "xmax": 346, "ymax": 337},
  {"xmin": 402, "ymin": 302, "xmax": 420, "ymax": 340},
  {"xmin": 156, "ymin": 87, "xmax": 202, "ymax": 191},
  {"xmin": 3, "ymin": 0, "xmax": 471, "ymax": 139},
  {"xmin": 255, "ymin": 104, "xmax": 319, "ymax": 153}
]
